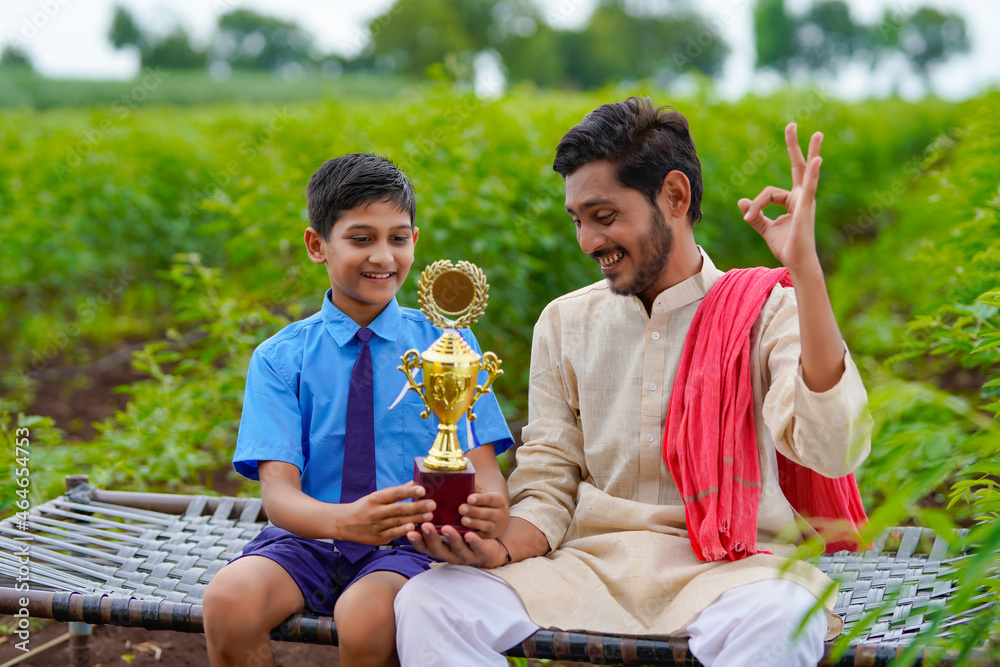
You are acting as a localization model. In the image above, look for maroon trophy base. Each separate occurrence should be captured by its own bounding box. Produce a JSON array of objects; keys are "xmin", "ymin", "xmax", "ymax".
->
[{"xmin": 414, "ymin": 456, "xmax": 476, "ymax": 535}]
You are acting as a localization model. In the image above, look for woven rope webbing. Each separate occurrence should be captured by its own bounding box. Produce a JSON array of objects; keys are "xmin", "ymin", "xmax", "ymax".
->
[{"xmin": 0, "ymin": 487, "xmax": 990, "ymax": 665}]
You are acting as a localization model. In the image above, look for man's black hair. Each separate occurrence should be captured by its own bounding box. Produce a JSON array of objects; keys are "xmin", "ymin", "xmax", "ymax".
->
[
  {"xmin": 552, "ymin": 96, "xmax": 703, "ymax": 224},
  {"xmin": 306, "ymin": 153, "xmax": 416, "ymax": 239}
]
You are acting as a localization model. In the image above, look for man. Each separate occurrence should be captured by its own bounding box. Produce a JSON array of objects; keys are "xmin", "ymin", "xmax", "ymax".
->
[{"xmin": 394, "ymin": 97, "xmax": 872, "ymax": 666}]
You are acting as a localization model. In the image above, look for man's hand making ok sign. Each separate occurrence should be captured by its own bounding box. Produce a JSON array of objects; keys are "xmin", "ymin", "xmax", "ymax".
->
[{"xmin": 738, "ymin": 123, "xmax": 824, "ymax": 277}]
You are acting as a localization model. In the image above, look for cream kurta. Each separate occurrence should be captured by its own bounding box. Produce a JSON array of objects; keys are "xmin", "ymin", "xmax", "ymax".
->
[{"xmin": 491, "ymin": 251, "xmax": 873, "ymax": 638}]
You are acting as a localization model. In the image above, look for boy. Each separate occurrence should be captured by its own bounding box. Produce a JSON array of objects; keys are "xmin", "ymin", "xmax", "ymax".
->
[{"xmin": 203, "ymin": 153, "xmax": 514, "ymax": 667}]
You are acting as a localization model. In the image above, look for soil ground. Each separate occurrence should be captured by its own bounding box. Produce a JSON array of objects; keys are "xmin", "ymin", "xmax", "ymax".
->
[
  {"xmin": 21, "ymin": 340, "xmax": 149, "ymax": 442},
  {"xmin": 0, "ymin": 618, "xmax": 339, "ymax": 666},
  {"xmin": 0, "ymin": 618, "xmax": 580, "ymax": 666}
]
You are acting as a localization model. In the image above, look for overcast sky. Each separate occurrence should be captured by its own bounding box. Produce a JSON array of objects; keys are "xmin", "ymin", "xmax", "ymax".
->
[{"xmin": 2, "ymin": 0, "xmax": 997, "ymax": 100}]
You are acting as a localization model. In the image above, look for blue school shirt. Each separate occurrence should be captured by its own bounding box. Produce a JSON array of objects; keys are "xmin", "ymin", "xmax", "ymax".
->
[{"xmin": 233, "ymin": 290, "xmax": 514, "ymax": 504}]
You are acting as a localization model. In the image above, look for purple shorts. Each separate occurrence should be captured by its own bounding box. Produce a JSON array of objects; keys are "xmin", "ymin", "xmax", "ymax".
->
[{"xmin": 233, "ymin": 526, "xmax": 436, "ymax": 615}]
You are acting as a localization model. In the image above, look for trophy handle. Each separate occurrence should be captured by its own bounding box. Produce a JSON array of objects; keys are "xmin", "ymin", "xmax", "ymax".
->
[
  {"xmin": 397, "ymin": 349, "xmax": 432, "ymax": 419},
  {"xmin": 465, "ymin": 352, "xmax": 504, "ymax": 422}
]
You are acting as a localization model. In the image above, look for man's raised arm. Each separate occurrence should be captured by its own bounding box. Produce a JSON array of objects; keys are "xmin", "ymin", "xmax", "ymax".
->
[{"xmin": 738, "ymin": 124, "xmax": 846, "ymax": 393}]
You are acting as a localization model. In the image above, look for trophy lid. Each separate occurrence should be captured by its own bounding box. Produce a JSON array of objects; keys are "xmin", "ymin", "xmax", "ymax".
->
[{"xmin": 421, "ymin": 329, "xmax": 482, "ymax": 365}]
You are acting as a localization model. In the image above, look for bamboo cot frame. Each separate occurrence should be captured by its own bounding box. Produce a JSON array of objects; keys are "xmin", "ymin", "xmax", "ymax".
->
[{"xmin": 0, "ymin": 475, "xmax": 994, "ymax": 666}]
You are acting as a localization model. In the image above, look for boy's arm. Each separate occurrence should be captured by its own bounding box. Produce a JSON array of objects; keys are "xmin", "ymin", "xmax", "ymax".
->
[{"xmin": 259, "ymin": 460, "xmax": 436, "ymax": 544}]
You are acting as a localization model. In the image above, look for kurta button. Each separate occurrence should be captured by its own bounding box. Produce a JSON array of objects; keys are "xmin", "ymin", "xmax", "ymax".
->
[
  {"xmin": 651, "ymin": 332, "xmax": 660, "ymax": 340},
  {"xmin": 645, "ymin": 433, "xmax": 655, "ymax": 442},
  {"xmin": 648, "ymin": 383, "xmax": 656, "ymax": 391}
]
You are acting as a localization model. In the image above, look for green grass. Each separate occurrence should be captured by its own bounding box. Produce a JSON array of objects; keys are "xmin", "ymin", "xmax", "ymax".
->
[{"xmin": 0, "ymin": 69, "xmax": 413, "ymax": 109}]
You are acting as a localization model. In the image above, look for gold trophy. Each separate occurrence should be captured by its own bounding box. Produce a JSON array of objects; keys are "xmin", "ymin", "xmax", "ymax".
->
[{"xmin": 398, "ymin": 260, "xmax": 503, "ymax": 533}]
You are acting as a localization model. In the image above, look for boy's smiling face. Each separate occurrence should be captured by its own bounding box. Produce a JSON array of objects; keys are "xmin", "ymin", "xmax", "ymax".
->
[{"xmin": 305, "ymin": 200, "xmax": 419, "ymax": 326}]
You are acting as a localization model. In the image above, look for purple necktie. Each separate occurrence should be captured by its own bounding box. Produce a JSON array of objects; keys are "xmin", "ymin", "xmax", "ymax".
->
[{"xmin": 337, "ymin": 327, "xmax": 376, "ymax": 563}]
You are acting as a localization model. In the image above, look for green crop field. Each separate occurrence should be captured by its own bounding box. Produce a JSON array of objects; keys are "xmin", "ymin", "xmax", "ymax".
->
[
  {"xmin": 0, "ymin": 84, "xmax": 979, "ymax": 494},
  {"xmin": 0, "ymin": 69, "xmax": 412, "ymax": 109},
  {"xmin": 2, "ymin": 82, "xmax": 999, "ymax": 657}
]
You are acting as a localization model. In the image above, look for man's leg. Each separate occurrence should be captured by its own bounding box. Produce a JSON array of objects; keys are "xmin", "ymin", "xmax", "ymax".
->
[
  {"xmin": 394, "ymin": 565, "xmax": 539, "ymax": 667},
  {"xmin": 686, "ymin": 579, "xmax": 827, "ymax": 667}
]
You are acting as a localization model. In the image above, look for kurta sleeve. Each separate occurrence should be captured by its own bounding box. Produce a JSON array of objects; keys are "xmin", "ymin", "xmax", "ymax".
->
[
  {"xmin": 757, "ymin": 286, "xmax": 873, "ymax": 478},
  {"xmin": 507, "ymin": 303, "xmax": 588, "ymax": 551}
]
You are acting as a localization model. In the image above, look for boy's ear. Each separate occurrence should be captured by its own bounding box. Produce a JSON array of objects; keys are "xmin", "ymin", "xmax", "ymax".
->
[
  {"xmin": 412, "ymin": 226, "xmax": 419, "ymax": 245},
  {"xmin": 304, "ymin": 227, "xmax": 327, "ymax": 264}
]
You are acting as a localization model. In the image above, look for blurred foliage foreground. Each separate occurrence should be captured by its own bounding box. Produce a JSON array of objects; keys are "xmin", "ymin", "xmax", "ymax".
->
[{"xmin": 2, "ymin": 86, "xmax": 999, "ymax": 660}]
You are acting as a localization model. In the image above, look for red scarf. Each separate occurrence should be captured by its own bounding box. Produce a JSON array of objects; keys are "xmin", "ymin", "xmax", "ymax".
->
[{"xmin": 662, "ymin": 267, "xmax": 867, "ymax": 561}]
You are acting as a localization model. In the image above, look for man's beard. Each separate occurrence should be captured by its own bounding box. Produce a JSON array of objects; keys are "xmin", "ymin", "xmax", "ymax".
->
[{"xmin": 605, "ymin": 205, "xmax": 673, "ymax": 298}]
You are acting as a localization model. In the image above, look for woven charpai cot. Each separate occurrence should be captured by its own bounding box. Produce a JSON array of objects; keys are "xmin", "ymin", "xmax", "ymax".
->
[{"xmin": 0, "ymin": 477, "xmax": 991, "ymax": 666}]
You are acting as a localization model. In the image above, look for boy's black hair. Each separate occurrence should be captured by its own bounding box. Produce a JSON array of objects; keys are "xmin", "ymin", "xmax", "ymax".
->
[
  {"xmin": 306, "ymin": 153, "xmax": 416, "ymax": 239},
  {"xmin": 552, "ymin": 96, "xmax": 703, "ymax": 224}
]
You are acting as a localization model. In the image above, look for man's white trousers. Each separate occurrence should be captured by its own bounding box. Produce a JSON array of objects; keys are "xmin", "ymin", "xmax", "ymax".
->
[{"xmin": 394, "ymin": 565, "xmax": 827, "ymax": 667}]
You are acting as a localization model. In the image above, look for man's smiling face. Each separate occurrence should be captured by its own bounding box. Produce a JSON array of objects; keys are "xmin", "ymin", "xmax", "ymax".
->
[{"xmin": 565, "ymin": 160, "xmax": 674, "ymax": 303}]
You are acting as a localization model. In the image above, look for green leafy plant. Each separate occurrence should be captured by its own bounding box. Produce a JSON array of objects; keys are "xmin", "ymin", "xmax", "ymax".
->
[{"xmin": 828, "ymin": 92, "xmax": 1000, "ymax": 663}]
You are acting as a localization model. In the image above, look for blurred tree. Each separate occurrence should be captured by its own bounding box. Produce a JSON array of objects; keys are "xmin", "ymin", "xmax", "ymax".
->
[
  {"xmin": 500, "ymin": 22, "xmax": 566, "ymax": 88},
  {"xmin": 561, "ymin": 1, "xmax": 727, "ymax": 88},
  {"xmin": 753, "ymin": 0, "xmax": 970, "ymax": 94},
  {"xmin": 107, "ymin": 5, "xmax": 206, "ymax": 70},
  {"xmin": 109, "ymin": 5, "xmax": 145, "ymax": 51},
  {"xmin": 754, "ymin": 0, "xmax": 797, "ymax": 75},
  {"xmin": 367, "ymin": 0, "xmax": 475, "ymax": 77},
  {"xmin": 875, "ymin": 6, "xmax": 969, "ymax": 92},
  {"xmin": 214, "ymin": 9, "xmax": 313, "ymax": 72},
  {"xmin": 626, "ymin": 3, "xmax": 729, "ymax": 83},
  {"xmin": 144, "ymin": 30, "xmax": 208, "ymax": 70},
  {"xmin": 447, "ymin": 0, "xmax": 496, "ymax": 47},
  {"xmin": 796, "ymin": 0, "xmax": 871, "ymax": 73},
  {"xmin": 368, "ymin": 0, "xmax": 726, "ymax": 88},
  {"xmin": 488, "ymin": 0, "xmax": 565, "ymax": 86},
  {"xmin": 558, "ymin": 5, "xmax": 636, "ymax": 89},
  {"xmin": 0, "ymin": 45, "xmax": 34, "ymax": 71}
]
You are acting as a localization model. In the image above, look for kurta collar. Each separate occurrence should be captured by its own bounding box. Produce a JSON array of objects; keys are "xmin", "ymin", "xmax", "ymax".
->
[
  {"xmin": 321, "ymin": 289, "xmax": 402, "ymax": 346},
  {"xmin": 648, "ymin": 247, "xmax": 724, "ymax": 315}
]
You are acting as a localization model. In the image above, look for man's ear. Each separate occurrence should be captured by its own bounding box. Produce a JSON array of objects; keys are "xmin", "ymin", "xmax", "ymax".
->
[
  {"xmin": 304, "ymin": 227, "xmax": 326, "ymax": 264},
  {"xmin": 659, "ymin": 170, "xmax": 691, "ymax": 222}
]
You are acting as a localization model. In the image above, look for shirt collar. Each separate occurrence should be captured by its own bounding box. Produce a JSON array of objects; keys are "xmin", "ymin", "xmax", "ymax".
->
[
  {"xmin": 321, "ymin": 289, "xmax": 402, "ymax": 346},
  {"xmin": 648, "ymin": 246, "xmax": 724, "ymax": 315}
]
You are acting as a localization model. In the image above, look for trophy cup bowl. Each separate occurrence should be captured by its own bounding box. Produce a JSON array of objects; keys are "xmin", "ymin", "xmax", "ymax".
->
[{"xmin": 398, "ymin": 260, "xmax": 503, "ymax": 533}]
